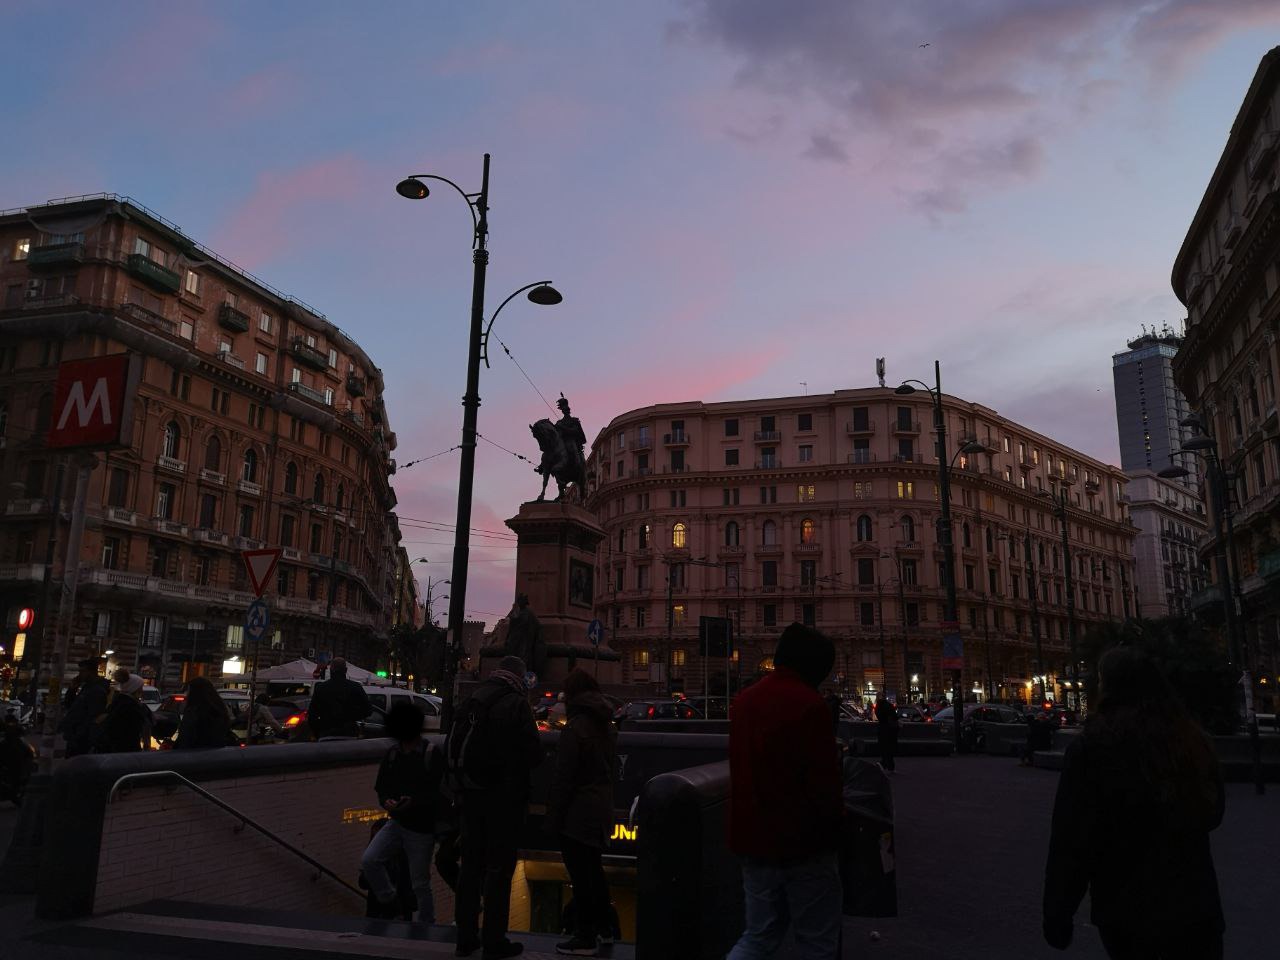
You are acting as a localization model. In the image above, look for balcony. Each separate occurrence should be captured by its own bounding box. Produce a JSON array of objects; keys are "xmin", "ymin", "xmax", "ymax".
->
[
  {"xmin": 1223, "ymin": 214, "xmax": 1244, "ymax": 251},
  {"xmin": 27, "ymin": 241, "xmax": 85, "ymax": 271},
  {"xmin": 893, "ymin": 453, "xmax": 926, "ymax": 464},
  {"xmin": 22, "ymin": 292, "xmax": 81, "ymax": 311},
  {"xmin": 754, "ymin": 459, "xmax": 782, "ymax": 469},
  {"xmin": 1246, "ymin": 130, "xmax": 1279, "ymax": 181},
  {"xmin": 892, "ymin": 420, "xmax": 921, "ymax": 435},
  {"xmin": 126, "ymin": 253, "xmax": 181, "ymax": 293},
  {"xmin": 754, "ymin": 430, "xmax": 781, "ymax": 442},
  {"xmin": 288, "ymin": 381, "xmax": 331, "ymax": 406},
  {"xmin": 896, "ymin": 540, "xmax": 924, "ymax": 552},
  {"xmin": 235, "ymin": 536, "xmax": 264, "ymax": 550},
  {"xmin": 846, "ymin": 421, "xmax": 875, "ymax": 435},
  {"xmin": 632, "ymin": 434, "xmax": 654, "ymax": 451},
  {"xmin": 795, "ymin": 541, "xmax": 823, "ymax": 554},
  {"xmin": 154, "ymin": 519, "xmax": 188, "ymax": 537},
  {"xmin": 847, "ymin": 450, "xmax": 877, "ymax": 465},
  {"xmin": 198, "ymin": 468, "xmax": 226, "ymax": 487},
  {"xmin": 1258, "ymin": 549, "xmax": 1280, "ymax": 581},
  {"xmin": 0, "ymin": 563, "xmax": 46, "ymax": 583},
  {"xmin": 632, "ymin": 467, "xmax": 653, "ymax": 478},
  {"xmin": 193, "ymin": 529, "xmax": 228, "ymax": 545},
  {"xmin": 5, "ymin": 498, "xmax": 47, "ymax": 516},
  {"xmin": 346, "ymin": 375, "xmax": 366, "ymax": 397},
  {"xmin": 105, "ymin": 507, "xmax": 137, "ymax": 526},
  {"xmin": 218, "ymin": 350, "xmax": 246, "ymax": 370},
  {"xmin": 217, "ymin": 303, "xmax": 250, "ymax": 333},
  {"xmin": 156, "ymin": 454, "xmax": 186, "ymax": 475},
  {"xmin": 237, "ymin": 478, "xmax": 262, "ymax": 496},
  {"xmin": 340, "ymin": 408, "xmax": 365, "ymax": 426},
  {"xmin": 663, "ymin": 431, "xmax": 690, "ymax": 446},
  {"xmin": 291, "ymin": 338, "xmax": 328, "ymax": 371},
  {"xmin": 282, "ymin": 547, "xmax": 302, "ymax": 561},
  {"xmin": 309, "ymin": 552, "xmax": 332, "ymax": 567},
  {"xmin": 118, "ymin": 300, "xmax": 176, "ymax": 335},
  {"xmin": 1188, "ymin": 584, "xmax": 1223, "ymax": 613}
]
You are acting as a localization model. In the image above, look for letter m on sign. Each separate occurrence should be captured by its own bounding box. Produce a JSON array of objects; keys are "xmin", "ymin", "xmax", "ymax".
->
[{"xmin": 47, "ymin": 354, "xmax": 141, "ymax": 449}]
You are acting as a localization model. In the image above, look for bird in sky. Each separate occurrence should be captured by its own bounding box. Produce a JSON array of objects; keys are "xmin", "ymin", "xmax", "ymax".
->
[{"xmin": 919, "ymin": 42, "xmax": 930, "ymax": 48}]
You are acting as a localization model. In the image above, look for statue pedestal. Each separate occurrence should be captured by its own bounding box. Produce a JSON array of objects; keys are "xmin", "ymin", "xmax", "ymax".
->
[{"xmin": 478, "ymin": 501, "xmax": 619, "ymax": 688}]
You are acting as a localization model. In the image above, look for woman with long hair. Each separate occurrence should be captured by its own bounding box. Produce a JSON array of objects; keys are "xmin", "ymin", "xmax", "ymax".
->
[
  {"xmin": 1043, "ymin": 645, "xmax": 1225, "ymax": 958},
  {"xmin": 174, "ymin": 676, "xmax": 236, "ymax": 750}
]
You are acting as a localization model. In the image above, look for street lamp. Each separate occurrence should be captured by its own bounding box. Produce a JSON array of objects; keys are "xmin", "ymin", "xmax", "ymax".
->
[
  {"xmin": 895, "ymin": 364, "xmax": 984, "ymax": 755},
  {"xmin": 397, "ymin": 155, "xmax": 561, "ymax": 729},
  {"xmin": 1037, "ymin": 486, "xmax": 1081, "ymax": 713},
  {"xmin": 1160, "ymin": 442, "xmax": 1264, "ymax": 796}
]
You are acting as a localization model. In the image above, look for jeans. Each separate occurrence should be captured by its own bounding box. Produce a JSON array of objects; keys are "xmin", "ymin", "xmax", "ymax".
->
[
  {"xmin": 361, "ymin": 819, "xmax": 436, "ymax": 923},
  {"xmin": 560, "ymin": 834, "xmax": 610, "ymax": 939},
  {"xmin": 728, "ymin": 852, "xmax": 842, "ymax": 960},
  {"xmin": 456, "ymin": 791, "xmax": 525, "ymax": 948}
]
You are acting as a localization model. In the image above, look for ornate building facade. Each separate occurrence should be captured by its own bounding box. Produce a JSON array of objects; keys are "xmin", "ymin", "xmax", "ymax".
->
[
  {"xmin": 585, "ymin": 389, "xmax": 1136, "ymax": 705},
  {"xmin": 0, "ymin": 195, "xmax": 401, "ymax": 691},
  {"xmin": 1170, "ymin": 47, "xmax": 1280, "ymax": 708}
]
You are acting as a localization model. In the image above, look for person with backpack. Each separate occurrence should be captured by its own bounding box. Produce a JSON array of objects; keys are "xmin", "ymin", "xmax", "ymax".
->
[
  {"xmin": 547, "ymin": 669, "xmax": 617, "ymax": 957},
  {"xmin": 449, "ymin": 655, "xmax": 543, "ymax": 959},
  {"xmin": 308, "ymin": 658, "xmax": 372, "ymax": 740},
  {"xmin": 362, "ymin": 702, "xmax": 443, "ymax": 922}
]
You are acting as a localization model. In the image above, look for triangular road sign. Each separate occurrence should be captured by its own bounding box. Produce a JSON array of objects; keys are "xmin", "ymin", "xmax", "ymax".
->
[{"xmin": 242, "ymin": 548, "xmax": 281, "ymax": 598}]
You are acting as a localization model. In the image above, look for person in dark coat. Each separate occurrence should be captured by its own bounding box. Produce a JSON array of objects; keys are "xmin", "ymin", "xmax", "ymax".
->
[
  {"xmin": 173, "ymin": 676, "xmax": 235, "ymax": 750},
  {"xmin": 1043, "ymin": 646, "xmax": 1224, "ymax": 957},
  {"xmin": 308, "ymin": 658, "xmax": 372, "ymax": 739},
  {"xmin": 59, "ymin": 658, "xmax": 110, "ymax": 758},
  {"xmin": 96, "ymin": 673, "xmax": 150, "ymax": 753},
  {"xmin": 547, "ymin": 669, "xmax": 618, "ymax": 957},
  {"xmin": 727, "ymin": 624, "xmax": 842, "ymax": 960},
  {"xmin": 875, "ymin": 693, "xmax": 899, "ymax": 773},
  {"xmin": 452, "ymin": 655, "xmax": 543, "ymax": 959}
]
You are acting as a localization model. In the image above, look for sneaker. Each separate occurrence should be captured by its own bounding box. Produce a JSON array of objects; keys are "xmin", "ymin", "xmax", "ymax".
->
[
  {"xmin": 482, "ymin": 941, "xmax": 524, "ymax": 960},
  {"xmin": 555, "ymin": 935, "xmax": 599, "ymax": 956}
]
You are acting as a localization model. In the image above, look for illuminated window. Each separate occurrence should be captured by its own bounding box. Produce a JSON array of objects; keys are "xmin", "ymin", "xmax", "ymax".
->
[
  {"xmin": 672, "ymin": 522, "xmax": 687, "ymax": 549},
  {"xmin": 672, "ymin": 647, "xmax": 686, "ymax": 665},
  {"xmin": 633, "ymin": 649, "xmax": 649, "ymax": 667},
  {"xmin": 14, "ymin": 238, "xmax": 30, "ymax": 261},
  {"xmin": 639, "ymin": 524, "xmax": 650, "ymax": 549},
  {"xmin": 897, "ymin": 480, "xmax": 914, "ymax": 499},
  {"xmin": 797, "ymin": 484, "xmax": 816, "ymax": 502},
  {"xmin": 800, "ymin": 518, "xmax": 816, "ymax": 544},
  {"xmin": 758, "ymin": 656, "xmax": 776, "ymax": 672}
]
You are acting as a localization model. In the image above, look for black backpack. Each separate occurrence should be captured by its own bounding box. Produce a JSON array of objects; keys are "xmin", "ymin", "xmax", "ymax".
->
[{"xmin": 446, "ymin": 683, "xmax": 509, "ymax": 790}]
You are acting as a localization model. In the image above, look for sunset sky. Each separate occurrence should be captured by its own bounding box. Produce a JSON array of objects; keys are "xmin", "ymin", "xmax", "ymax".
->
[{"xmin": 3, "ymin": 1, "xmax": 1277, "ymax": 626}]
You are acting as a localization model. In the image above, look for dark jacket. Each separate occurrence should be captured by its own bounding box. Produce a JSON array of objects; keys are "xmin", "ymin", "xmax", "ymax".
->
[
  {"xmin": 547, "ymin": 691, "xmax": 618, "ymax": 848},
  {"xmin": 728, "ymin": 666, "xmax": 842, "ymax": 861},
  {"xmin": 375, "ymin": 741, "xmax": 444, "ymax": 834},
  {"xmin": 59, "ymin": 676, "xmax": 110, "ymax": 757},
  {"xmin": 456, "ymin": 676, "xmax": 542, "ymax": 798},
  {"xmin": 875, "ymin": 699, "xmax": 899, "ymax": 742},
  {"xmin": 96, "ymin": 693, "xmax": 149, "ymax": 753},
  {"xmin": 308, "ymin": 676, "xmax": 372, "ymax": 739},
  {"xmin": 1043, "ymin": 722, "xmax": 1225, "ymax": 940},
  {"xmin": 174, "ymin": 704, "xmax": 235, "ymax": 750}
]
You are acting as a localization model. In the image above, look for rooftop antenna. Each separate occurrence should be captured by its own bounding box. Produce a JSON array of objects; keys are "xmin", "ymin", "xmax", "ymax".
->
[
  {"xmin": 799, "ymin": 381, "xmax": 808, "ymax": 395},
  {"xmin": 876, "ymin": 358, "xmax": 886, "ymax": 388}
]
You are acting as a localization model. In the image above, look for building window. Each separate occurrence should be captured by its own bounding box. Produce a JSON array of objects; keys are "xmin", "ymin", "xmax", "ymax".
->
[
  {"xmin": 725, "ymin": 448, "xmax": 739, "ymax": 466},
  {"xmin": 797, "ymin": 484, "xmax": 816, "ymax": 502},
  {"xmin": 13, "ymin": 238, "xmax": 30, "ymax": 261},
  {"xmin": 639, "ymin": 523, "xmax": 650, "ymax": 549},
  {"xmin": 902, "ymin": 559, "xmax": 918, "ymax": 585},
  {"xmin": 759, "ymin": 446, "xmax": 777, "ymax": 468},
  {"xmin": 637, "ymin": 566, "xmax": 649, "ymax": 590},
  {"xmin": 725, "ymin": 562, "xmax": 740, "ymax": 589},
  {"xmin": 278, "ymin": 566, "xmax": 293, "ymax": 597},
  {"xmin": 313, "ymin": 473, "xmax": 325, "ymax": 503},
  {"xmin": 162, "ymin": 421, "xmax": 181, "ymax": 459},
  {"xmin": 198, "ymin": 494, "xmax": 218, "ymax": 529},
  {"xmin": 204, "ymin": 434, "xmax": 221, "ymax": 471},
  {"xmin": 725, "ymin": 521, "xmax": 740, "ymax": 547},
  {"xmin": 962, "ymin": 523, "xmax": 971, "ymax": 548},
  {"xmin": 723, "ymin": 487, "xmax": 740, "ymax": 506},
  {"xmin": 238, "ymin": 505, "xmax": 255, "ymax": 538},
  {"xmin": 760, "ymin": 485, "xmax": 777, "ymax": 504},
  {"xmin": 897, "ymin": 480, "xmax": 914, "ymax": 499},
  {"xmin": 255, "ymin": 352, "xmax": 269, "ymax": 374},
  {"xmin": 802, "ymin": 603, "xmax": 816, "ymax": 627},
  {"xmin": 763, "ymin": 603, "xmax": 777, "ymax": 626},
  {"xmin": 140, "ymin": 615, "xmax": 166, "ymax": 648},
  {"xmin": 284, "ymin": 462, "xmax": 298, "ymax": 495},
  {"xmin": 762, "ymin": 520, "xmax": 778, "ymax": 546},
  {"xmin": 800, "ymin": 559, "xmax": 816, "ymax": 586},
  {"xmin": 798, "ymin": 413, "xmax": 813, "ymax": 431},
  {"xmin": 179, "ymin": 320, "xmax": 194, "ymax": 340},
  {"xmin": 672, "ymin": 522, "xmax": 687, "ymax": 549},
  {"xmin": 151, "ymin": 544, "xmax": 170, "ymax": 578},
  {"xmin": 102, "ymin": 536, "xmax": 121, "ymax": 570},
  {"xmin": 896, "ymin": 406, "xmax": 914, "ymax": 430},
  {"xmin": 853, "ymin": 481, "xmax": 872, "ymax": 499},
  {"xmin": 801, "ymin": 518, "xmax": 816, "ymax": 544},
  {"xmin": 107, "ymin": 468, "xmax": 129, "ymax": 508},
  {"xmin": 798, "ymin": 444, "xmax": 813, "ymax": 462},
  {"xmin": 856, "ymin": 515, "xmax": 873, "ymax": 541},
  {"xmin": 193, "ymin": 554, "xmax": 211, "ymax": 587},
  {"xmin": 724, "ymin": 418, "xmax": 739, "ymax": 437},
  {"xmin": 260, "ymin": 313, "xmax": 272, "ymax": 333},
  {"xmin": 858, "ymin": 557, "xmax": 875, "ymax": 584},
  {"xmin": 762, "ymin": 561, "xmax": 778, "ymax": 587},
  {"xmin": 225, "ymin": 625, "xmax": 244, "ymax": 651},
  {"xmin": 673, "ymin": 606, "xmax": 687, "ymax": 628},
  {"xmin": 242, "ymin": 448, "xmax": 258, "ymax": 483},
  {"xmin": 280, "ymin": 514, "xmax": 296, "ymax": 547},
  {"xmin": 328, "ymin": 347, "xmax": 338, "ymax": 369},
  {"xmin": 184, "ymin": 270, "xmax": 200, "ymax": 296},
  {"xmin": 635, "ymin": 607, "xmax": 647, "ymax": 628},
  {"xmin": 310, "ymin": 524, "xmax": 323, "ymax": 553},
  {"xmin": 155, "ymin": 483, "xmax": 175, "ymax": 520},
  {"xmin": 860, "ymin": 602, "xmax": 875, "ymax": 626},
  {"xmin": 905, "ymin": 602, "xmax": 920, "ymax": 627},
  {"xmin": 633, "ymin": 648, "xmax": 650, "ymax": 667}
]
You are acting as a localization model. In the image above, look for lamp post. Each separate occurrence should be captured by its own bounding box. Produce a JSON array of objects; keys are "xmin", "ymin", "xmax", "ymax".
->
[
  {"xmin": 1160, "ymin": 431, "xmax": 1264, "ymax": 796},
  {"xmin": 895, "ymin": 365, "xmax": 983, "ymax": 755},
  {"xmin": 396, "ymin": 157, "xmax": 561, "ymax": 729},
  {"xmin": 1038, "ymin": 486, "xmax": 1080, "ymax": 712}
]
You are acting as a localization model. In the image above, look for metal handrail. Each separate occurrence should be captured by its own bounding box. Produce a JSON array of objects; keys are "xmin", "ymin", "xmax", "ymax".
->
[{"xmin": 108, "ymin": 770, "xmax": 364, "ymax": 900}]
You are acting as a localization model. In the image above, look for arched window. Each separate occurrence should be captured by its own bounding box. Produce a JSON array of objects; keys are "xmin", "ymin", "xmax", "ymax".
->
[
  {"xmin": 762, "ymin": 520, "xmax": 777, "ymax": 546},
  {"xmin": 856, "ymin": 515, "xmax": 873, "ymax": 542},
  {"xmin": 962, "ymin": 522, "xmax": 971, "ymax": 548},
  {"xmin": 724, "ymin": 521, "xmax": 740, "ymax": 547},
  {"xmin": 672, "ymin": 522, "xmax": 687, "ymax": 549},
  {"xmin": 901, "ymin": 515, "xmax": 916, "ymax": 542},
  {"xmin": 284, "ymin": 462, "xmax": 298, "ymax": 496},
  {"xmin": 313, "ymin": 472, "xmax": 325, "ymax": 504},
  {"xmin": 204, "ymin": 434, "xmax": 221, "ymax": 471},
  {"xmin": 162, "ymin": 421, "xmax": 180, "ymax": 459},
  {"xmin": 242, "ymin": 447, "xmax": 258, "ymax": 483},
  {"xmin": 800, "ymin": 518, "xmax": 816, "ymax": 544},
  {"xmin": 336, "ymin": 484, "xmax": 345, "ymax": 511}
]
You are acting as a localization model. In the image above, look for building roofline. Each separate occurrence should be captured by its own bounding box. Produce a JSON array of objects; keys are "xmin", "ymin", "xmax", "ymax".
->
[{"xmin": 1170, "ymin": 46, "xmax": 1280, "ymax": 302}]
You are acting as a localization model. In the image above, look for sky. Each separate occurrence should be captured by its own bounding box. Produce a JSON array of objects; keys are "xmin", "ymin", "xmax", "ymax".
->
[{"xmin": 2, "ymin": 1, "xmax": 1277, "ymax": 627}]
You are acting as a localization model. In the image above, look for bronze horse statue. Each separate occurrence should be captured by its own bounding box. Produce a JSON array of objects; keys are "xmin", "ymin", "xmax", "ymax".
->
[{"xmin": 530, "ymin": 418, "xmax": 586, "ymax": 502}]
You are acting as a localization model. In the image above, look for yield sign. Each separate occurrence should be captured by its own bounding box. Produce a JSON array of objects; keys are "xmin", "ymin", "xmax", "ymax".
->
[{"xmin": 242, "ymin": 549, "xmax": 281, "ymax": 598}]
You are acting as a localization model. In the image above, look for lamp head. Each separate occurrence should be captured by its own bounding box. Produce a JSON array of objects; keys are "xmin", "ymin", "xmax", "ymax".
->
[
  {"xmin": 1181, "ymin": 436, "xmax": 1215, "ymax": 452},
  {"xmin": 527, "ymin": 283, "xmax": 562, "ymax": 306},
  {"xmin": 395, "ymin": 177, "xmax": 429, "ymax": 200},
  {"xmin": 959, "ymin": 441, "xmax": 987, "ymax": 454},
  {"xmin": 894, "ymin": 383, "xmax": 916, "ymax": 396},
  {"xmin": 1157, "ymin": 465, "xmax": 1191, "ymax": 480},
  {"xmin": 1178, "ymin": 415, "xmax": 1204, "ymax": 430}
]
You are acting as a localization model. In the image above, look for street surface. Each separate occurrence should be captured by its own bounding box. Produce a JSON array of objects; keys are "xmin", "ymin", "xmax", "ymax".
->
[{"xmin": 0, "ymin": 755, "xmax": 1275, "ymax": 958}]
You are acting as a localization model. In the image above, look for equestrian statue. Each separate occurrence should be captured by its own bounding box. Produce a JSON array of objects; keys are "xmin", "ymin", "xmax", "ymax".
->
[{"xmin": 530, "ymin": 394, "xmax": 587, "ymax": 502}]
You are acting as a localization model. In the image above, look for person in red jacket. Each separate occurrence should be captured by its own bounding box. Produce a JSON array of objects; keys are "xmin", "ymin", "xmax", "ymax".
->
[{"xmin": 728, "ymin": 623, "xmax": 842, "ymax": 960}]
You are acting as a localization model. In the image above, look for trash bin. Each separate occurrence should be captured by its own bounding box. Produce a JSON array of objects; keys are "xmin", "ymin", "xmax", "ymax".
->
[{"xmin": 839, "ymin": 756, "xmax": 896, "ymax": 918}]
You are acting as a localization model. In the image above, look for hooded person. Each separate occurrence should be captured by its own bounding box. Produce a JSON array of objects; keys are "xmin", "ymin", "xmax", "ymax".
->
[
  {"xmin": 547, "ymin": 669, "xmax": 618, "ymax": 956},
  {"xmin": 96, "ymin": 672, "xmax": 151, "ymax": 753},
  {"xmin": 726, "ymin": 623, "xmax": 843, "ymax": 960}
]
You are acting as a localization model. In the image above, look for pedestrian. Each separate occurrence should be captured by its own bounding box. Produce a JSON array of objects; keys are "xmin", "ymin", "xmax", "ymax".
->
[
  {"xmin": 727, "ymin": 623, "xmax": 842, "ymax": 960},
  {"xmin": 173, "ymin": 676, "xmax": 236, "ymax": 750},
  {"xmin": 59, "ymin": 658, "xmax": 109, "ymax": 758},
  {"xmin": 449, "ymin": 655, "xmax": 543, "ymax": 959},
  {"xmin": 825, "ymin": 691, "xmax": 843, "ymax": 737},
  {"xmin": 308, "ymin": 657, "xmax": 372, "ymax": 740},
  {"xmin": 362, "ymin": 701, "xmax": 443, "ymax": 922},
  {"xmin": 1043, "ymin": 646, "xmax": 1224, "ymax": 957},
  {"xmin": 95, "ymin": 671, "xmax": 151, "ymax": 753},
  {"xmin": 251, "ymin": 700, "xmax": 285, "ymax": 740},
  {"xmin": 875, "ymin": 693, "xmax": 898, "ymax": 773},
  {"xmin": 547, "ymin": 669, "xmax": 617, "ymax": 957}
]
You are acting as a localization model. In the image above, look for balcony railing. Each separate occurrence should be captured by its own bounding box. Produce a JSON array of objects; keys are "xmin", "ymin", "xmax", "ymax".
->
[
  {"xmin": 219, "ymin": 350, "xmax": 245, "ymax": 370},
  {"xmin": 118, "ymin": 300, "xmax": 176, "ymax": 335},
  {"xmin": 126, "ymin": 253, "xmax": 181, "ymax": 293},
  {"xmin": 846, "ymin": 421, "xmax": 875, "ymax": 435},
  {"xmin": 340, "ymin": 408, "xmax": 365, "ymax": 426},
  {"xmin": 632, "ymin": 434, "xmax": 653, "ymax": 451},
  {"xmin": 346, "ymin": 375, "xmax": 366, "ymax": 397},
  {"xmin": 754, "ymin": 459, "xmax": 781, "ymax": 469},
  {"xmin": 0, "ymin": 563, "xmax": 47, "ymax": 583},
  {"xmin": 282, "ymin": 547, "xmax": 302, "ymax": 561},
  {"xmin": 288, "ymin": 381, "xmax": 331, "ymax": 406},
  {"xmin": 847, "ymin": 450, "xmax": 876, "ymax": 464},
  {"xmin": 291, "ymin": 338, "xmax": 328, "ymax": 371},
  {"xmin": 663, "ymin": 431, "xmax": 690, "ymax": 446},
  {"xmin": 22, "ymin": 292, "xmax": 81, "ymax": 311},
  {"xmin": 632, "ymin": 467, "xmax": 653, "ymax": 477},
  {"xmin": 893, "ymin": 420, "xmax": 921, "ymax": 434},
  {"xmin": 154, "ymin": 519, "xmax": 188, "ymax": 537},
  {"xmin": 237, "ymin": 478, "xmax": 262, "ymax": 496},
  {"xmin": 754, "ymin": 430, "xmax": 781, "ymax": 442},
  {"xmin": 893, "ymin": 453, "xmax": 926, "ymax": 463},
  {"xmin": 105, "ymin": 507, "xmax": 137, "ymax": 526},
  {"xmin": 218, "ymin": 303, "xmax": 250, "ymax": 333},
  {"xmin": 1258, "ymin": 549, "xmax": 1280, "ymax": 581},
  {"xmin": 27, "ymin": 241, "xmax": 85, "ymax": 270},
  {"xmin": 5, "ymin": 498, "xmax": 47, "ymax": 516},
  {"xmin": 193, "ymin": 529, "xmax": 229, "ymax": 545},
  {"xmin": 156, "ymin": 454, "xmax": 186, "ymax": 474},
  {"xmin": 198, "ymin": 468, "xmax": 226, "ymax": 486}
]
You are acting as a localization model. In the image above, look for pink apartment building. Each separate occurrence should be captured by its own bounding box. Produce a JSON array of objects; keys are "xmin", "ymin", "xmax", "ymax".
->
[{"xmin": 585, "ymin": 390, "xmax": 1136, "ymax": 705}]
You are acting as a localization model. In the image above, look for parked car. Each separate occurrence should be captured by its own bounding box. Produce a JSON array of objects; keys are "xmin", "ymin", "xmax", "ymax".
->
[
  {"xmin": 358, "ymin": 691, "xmax": 443, "ymax": 737},
  {"xmin": 616, "ymin": 700, "xmax": 704, "ymax": 722},
  {"xmin": 935, "ymin": 703, "xmax": 1025, "ymax": 748},
  {"xmin": 261, "ymin": 696, "xmax": 311, "ymax": 740},
  {"xmin": 1, "ymin": 700, "xmax": 32, "ymax": 729},
  {"xmin": 896, "ymin": 704, "xmax": 933, "ymax": 723},
  {"xmin": 139, "ymin": 686, "xmax": 161, "ymax": 714},
  {"xmin": 839, "ymin": 701, "xmax": 867, "ymax": 722}
]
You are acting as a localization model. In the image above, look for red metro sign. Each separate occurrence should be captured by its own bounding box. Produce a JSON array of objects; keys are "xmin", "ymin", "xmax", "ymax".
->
[{"xmin": 47, "ymin": 354, "xmax": 142, "ymax": 450}]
